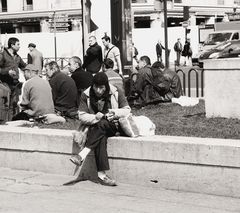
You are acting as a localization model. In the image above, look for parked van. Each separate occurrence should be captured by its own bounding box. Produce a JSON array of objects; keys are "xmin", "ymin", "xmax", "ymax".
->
[{"xmin": 192, "ymin": 30, "xmax": 240, "ymax": 66}]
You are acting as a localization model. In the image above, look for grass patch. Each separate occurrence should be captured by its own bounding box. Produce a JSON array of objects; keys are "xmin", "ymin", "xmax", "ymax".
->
[{"xmin": 37, "ymin": 99, "xmax": 240, "ymax": 139}]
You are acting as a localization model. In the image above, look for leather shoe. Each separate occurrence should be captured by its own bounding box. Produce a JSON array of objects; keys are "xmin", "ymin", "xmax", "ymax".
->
[
  {"xmin": 98, "ymin": 176, "xmax": 117, "ymax": 186},
  {"xmin": 70, "ymin": 155, "xmax": 83, "ymax": 166}
]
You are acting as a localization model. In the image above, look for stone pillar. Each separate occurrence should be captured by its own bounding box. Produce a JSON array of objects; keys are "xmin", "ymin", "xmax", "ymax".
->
[
  {"xmin": 189, "ymin": 14, "xmax": 196, "ymax": 26},
  {"xmin": 204, "ymin": 58, "xmax": 240, "ymax": 119}
]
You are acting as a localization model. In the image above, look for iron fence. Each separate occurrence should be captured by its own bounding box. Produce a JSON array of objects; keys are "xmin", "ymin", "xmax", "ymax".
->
[
  {"xmin": 176, "ymin": 67, "xmax": 204, "ymax": 98},
  {"xmin": 23, "ymin": 57, "xmax": 71, "ymax": 70}
]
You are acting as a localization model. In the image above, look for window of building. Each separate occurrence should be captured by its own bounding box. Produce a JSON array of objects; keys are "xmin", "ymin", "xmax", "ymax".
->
[
  {"xmin": 134, "ymin": 16, "xmax": 150, "ymax": 28},
  {"xmin": 1, "ymin": 0, "xmax": 7, "ymax": 12},
  {"xmin": 217, "ymin": 0, "xmax": 224, "ymax": 5},
  {"xmin": 234, "ymin": 0, "xmax": 240, "ymax": 5},
  {"xmin": 26, "ymin": 0, "xmax": 33, "ymax": 4},
  {"xmin": 23, "ymin": 0, "xmax": 33, "ymax": 11},
  {"xmin": 174, "ymin": 0, "xmax": 182, "ymax": 3}
]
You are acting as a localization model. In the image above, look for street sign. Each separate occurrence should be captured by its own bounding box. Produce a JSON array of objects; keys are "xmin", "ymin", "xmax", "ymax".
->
[
  {"xmin": 49, "ymin": 23, "xmax": 69, "ymax": 28},
  {"xmin": 48, "ymin": 13, "xmax": 69, "ymax": 32}
]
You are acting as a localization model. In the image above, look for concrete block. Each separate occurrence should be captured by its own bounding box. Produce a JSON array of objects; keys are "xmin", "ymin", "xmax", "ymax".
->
[
  {"xmin": 204, "ymin": 58, "xmax": 240, "ymax": 119},
  {"xmin": 1, "ymin": 126, "xmax": 240, "ymax": 197}
]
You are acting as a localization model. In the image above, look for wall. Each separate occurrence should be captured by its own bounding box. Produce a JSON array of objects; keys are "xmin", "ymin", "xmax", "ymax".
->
[
  {"xmin": 204, "ymin": 58, "xmax": 240, "ymax": 119},
  {"xmin": 132, "ymin": 26, "xmax": 199, "ymax": 64},
  {"xmin": 2, "ymin": 31, "xmax": 83, "ymax": 60}
]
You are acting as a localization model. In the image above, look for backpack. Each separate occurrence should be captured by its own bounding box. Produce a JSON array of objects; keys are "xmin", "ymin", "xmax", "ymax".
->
[
  {"xmin": 149, "ymin": 67, "xmax": 170, "ymax": 96},
  {"xmin": 0, "ymin": 81, "xmax": 11, "ymax": 123}
]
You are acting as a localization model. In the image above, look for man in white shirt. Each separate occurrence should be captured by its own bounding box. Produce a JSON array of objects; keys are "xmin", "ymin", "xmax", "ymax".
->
[{"xmin": 102, "ymin": 35, "xmax": 123, "ymax": 76}]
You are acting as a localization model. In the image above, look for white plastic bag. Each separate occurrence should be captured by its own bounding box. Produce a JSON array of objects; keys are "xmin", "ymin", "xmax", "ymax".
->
[{"xmin": 132, "ymin": 116, "xmax": 156, "ymax": 136}]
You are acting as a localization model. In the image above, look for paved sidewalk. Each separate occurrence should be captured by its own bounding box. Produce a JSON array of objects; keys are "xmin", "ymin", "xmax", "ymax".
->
[{"xmin": 0, "ymin": 167, "xmax": 240, "ymax": 213}]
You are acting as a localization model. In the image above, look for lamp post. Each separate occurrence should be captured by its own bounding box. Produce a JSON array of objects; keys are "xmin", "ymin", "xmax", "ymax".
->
[{"xmin": 163, "ymin": 0, "xmax": 169, "ymax": 68}]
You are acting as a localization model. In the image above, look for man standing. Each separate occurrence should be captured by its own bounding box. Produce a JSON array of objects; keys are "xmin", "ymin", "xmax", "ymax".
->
[
  {"xmin": 27, "ymin": 43, "xmax": 43, "ymax": 75},
  {"xmin": 12, "ymin": 64, "xmax": 54, "ymax": 121},
  {"xmin": 0, "ymin": 37, "xmax": 26, "ymax": 119},
  {"xmin": 156, "ymin": 40, "xmax": 165, "ymax": 62},
  {"xmin": 45, "ymin": 61, "xmax": 78, "ymax": 118},
  {"xmin": 69, "ymin": 56, "xmax": 93, "ymax": 95},
  {"xmin": 174, "ymin": 38, "xmax": 183, "ymax": 66},
  {"xmin": 102, "ymin": 35, "xmax": 123, "ymax": 76},
  {"xmin": 82, "ymin": 36, "xmax": 102, "ymax": 74}
]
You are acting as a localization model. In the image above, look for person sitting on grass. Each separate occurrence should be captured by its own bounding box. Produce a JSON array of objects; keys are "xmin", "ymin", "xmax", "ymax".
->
[
  {"xmin": 102, "ymin": 58, "xmax": 124, "ymax": 92},
  {"xmin": 45, "ymin": 61, "xmax": 78, "ymax": 119},
  {"xmin": 70, "ymin": 72, "xmax": 131, "ymax": 186},
  {"xmin": 152, "ymin": 61, "xmax": 183, "ymax": 101},
  {"xmin": 12, "ymin": 64, "xmax": 54, "ymax": 121}
]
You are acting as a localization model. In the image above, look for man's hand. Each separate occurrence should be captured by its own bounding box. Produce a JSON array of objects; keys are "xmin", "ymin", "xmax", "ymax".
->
[
  {"xmin": 8, "ymin": 70, "xmax": 17, "ymax": 77},
  {"xmin": 105, "ymin": 111, "xmax": 116, "ymax": 122},
  {"xmin": 95, "ymin": 112, "xmax": 104, "ymax": 120}
]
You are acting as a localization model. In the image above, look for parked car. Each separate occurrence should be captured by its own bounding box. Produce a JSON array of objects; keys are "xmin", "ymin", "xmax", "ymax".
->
[
  {"xmin": 199, "ymin": 40, "xmax": 240, "ymax": 60},
  {"xmin": 192, "ymin": 30, "xmax": 240, "ymax": 67},
  {"xmin": 193, "ymin": 40, "xmax": 240, "ymax": 67}
]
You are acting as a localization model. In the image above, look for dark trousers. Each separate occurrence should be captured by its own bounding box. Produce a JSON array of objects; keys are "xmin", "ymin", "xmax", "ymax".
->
[
  {"xmin": 85, "ymin": 119, "xmax": 118, "ymax": 172},
  {"xmin": 176, "ymin": 52, "xmax": 181, "ymax": 66}
]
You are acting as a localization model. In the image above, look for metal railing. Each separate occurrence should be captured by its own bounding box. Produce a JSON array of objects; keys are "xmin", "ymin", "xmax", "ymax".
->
[
  {"xmin": 176, "ymin": 67, "xmax": 204, "ymax": 97},
  {"xmin": 23, "ymin": 57, "xmax": 71, "ymax": 70}
]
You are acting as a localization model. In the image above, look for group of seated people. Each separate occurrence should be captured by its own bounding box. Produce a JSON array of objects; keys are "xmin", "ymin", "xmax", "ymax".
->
[
  {"xmin": 12, "ymin": 54, "xmax": 183, "ymax": 122},
  {"xmin": 12, "ymin": 56, "xmax": 126, "ymax": 122},
  {"xmin": 9, "ymin": 54, "xmax": 183, "ymax": 187},
  {"xmin": 128, "ymin": 55, "xmax": 183, "ymax": 107}
]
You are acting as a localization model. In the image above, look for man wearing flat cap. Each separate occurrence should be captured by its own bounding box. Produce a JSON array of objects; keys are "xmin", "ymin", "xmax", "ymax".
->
[
  {"xmin": 12, "ymin": 64, "xmax": 54, "ymax": 121},
  {"xmin": 27, "ymin": 43, "xmax": 43, "ymax": 75}
]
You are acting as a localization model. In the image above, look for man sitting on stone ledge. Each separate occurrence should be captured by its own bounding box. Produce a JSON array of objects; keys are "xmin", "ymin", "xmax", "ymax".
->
[
  {"xmin": 70, "ymin": 72, "xmax": 131, "ymax": 186},
  {"xmin": 45, "ymin": 61, "xmax": 78, "ymax": 119},
  {"xmin": 12, "ymin": 64, "xmax": 55, "ymax": 121}
]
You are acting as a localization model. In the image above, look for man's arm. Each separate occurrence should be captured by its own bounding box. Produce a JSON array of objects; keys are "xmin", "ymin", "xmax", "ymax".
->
[
  {"xmin": 19, "ymin": 57, "xmax": 27, "ymax": 70},
  {"xmin": 27, "ymin": 53, "xmax": 32, "ymax": 64}
]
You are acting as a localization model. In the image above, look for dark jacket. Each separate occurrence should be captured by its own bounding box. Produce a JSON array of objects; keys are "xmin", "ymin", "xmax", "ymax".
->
[
  {"xmin": 49, "ymin": 71, "xmax": 78, "ymax": 113},
  {"xmin": 182, "ymin": 41, "xmax": 192, "ymax": 57},
  {"xmin": 174, "ymin": 41, "xmax": 183, "ymax": 53},
  {"xmin": 156, "ymin": 43, "xmax": 165, "ymax": 56},
  {"xmin": 163, "ymin": 69, "xmax": 183, "ymax": 99},
  {"xmin": 71, "ymin": 67, "xmax": 93, "ymax": 92},
  {"xmin": 82, "ymin": 42, "xmax": 103, "ymax": 74},
  {"xmin": 0, "ymin": 48, "xmax": 26, "ymax": 86}
]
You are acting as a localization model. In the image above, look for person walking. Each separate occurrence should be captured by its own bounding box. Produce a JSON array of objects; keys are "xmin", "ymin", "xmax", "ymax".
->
[
  {"xmin": 181, "ymin": 38, "xmax": 192, "ymax": 66},
  {"xmin": 0, "ymin": 37, "xmax": 26, "ymax": 119},
  {"xmin": 156, "ymin": 40, "xmax": 165, "ymax": 62},
  {"xmin": 102, "ymin": 34, "xmax": 123, "ymax": 76},
  {"xmin": 27, "ymin": 43, "xmax": 43, "ymax": 75},
  {"xmin": 174, "ymin": 38, "xmax": 183, "ymax": 66},
  {"xmin": 82, "ymin": 36, "xmax": 103, "ymax": 74},
  {"xmin": 70, "ymin": 72, "xmax": 131, "ymax": 186}
]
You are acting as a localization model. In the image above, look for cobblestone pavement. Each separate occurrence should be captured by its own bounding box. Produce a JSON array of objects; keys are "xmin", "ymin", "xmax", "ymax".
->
[{"xmin": 0, "ymin": 167, "xmax": 240, "ymax": 213}]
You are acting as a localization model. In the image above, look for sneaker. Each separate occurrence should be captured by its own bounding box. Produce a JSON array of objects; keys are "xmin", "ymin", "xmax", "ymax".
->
[
  {"xmin": 98, "ymin": 176, "xmax": 117, "ymax": 186},
  {"xmin": 69, "ymin": 155, "xmax": 83, "ymax": 166}
]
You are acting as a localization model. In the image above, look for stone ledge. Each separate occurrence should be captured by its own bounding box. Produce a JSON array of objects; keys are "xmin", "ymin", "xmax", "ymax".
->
[
  {"xmin": 1, "ymin": 126, "xmax": 240, "ymax": 168},
  {"xmin": 1, "ymin": 126, "xmax": 240, "ymax": 198}
]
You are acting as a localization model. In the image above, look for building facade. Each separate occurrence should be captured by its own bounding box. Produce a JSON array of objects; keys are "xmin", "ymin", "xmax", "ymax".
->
[
  {"xmin": 0, "ymin": 0, "xmax": 81, "ymax": 34},
  {"xmin": 132, "ymin": 0, "xmax": 240, "ymax": 29}
]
